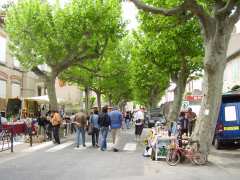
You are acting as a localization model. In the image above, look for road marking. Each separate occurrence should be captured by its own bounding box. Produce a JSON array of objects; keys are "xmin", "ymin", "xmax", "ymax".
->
[
  {"xmin": 22, "ymin": 141, "xmax": 53, "ymax": 153},
  {"xmin": 123, "ymin": 143, "xmax": 136, "ymax": 151},
  {"xmin": 1, "ymin": 142, "xmax": 24, "ymax": 149},
  {"xmin": 46, "ymin": 141, "xmax": 74, "ymax": 152}
]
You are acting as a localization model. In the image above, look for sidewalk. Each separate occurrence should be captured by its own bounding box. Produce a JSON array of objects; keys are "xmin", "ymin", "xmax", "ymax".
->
[
  {"xmin": 0, "ymin": 134, "xmax": 75, "ymax": 163},
  {"xmin": 210, "ymin": 146, "xmax": 240, "ymax": 158}
]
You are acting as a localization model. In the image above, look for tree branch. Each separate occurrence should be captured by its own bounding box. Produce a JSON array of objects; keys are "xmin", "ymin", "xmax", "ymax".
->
[
  {"xmin": 130, "ymin": 0, "xmax": 187, "ymax": 15},
  {"xmin": 216, "ymin": 0, "xmax": 238, "ymax": 16},
  {"xmin": 186, "ymin": 0, "xmax": 214, "ymax": 39},
  {"xmin": 230, "ymin": 3, "xmax": 240, "ymax": 25},
  {"xmin": 32, "ymin": 66, "xmax": 47, "ymax": 78}
]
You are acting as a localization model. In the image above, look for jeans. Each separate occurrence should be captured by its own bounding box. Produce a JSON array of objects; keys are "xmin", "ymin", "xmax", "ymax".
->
[
  {"xmin": 76, "ymin": 127, "xmax": 86, "ymax": 147},
  {"xmin": 53, "ymin": 125, "xmax": 60, "ymax": 144},
  {"xmin": 100, "ymin": 127, "xmax": 109, "ymax": 150},
  {"xmin": 92, "ymin": 127, "xmax": 99, "ymax": 146},
  {"xmin": 71, "ymin": 123, "xmax": 76, "ymax": 134},
  {"xmin": 125, "ymin": 119, "xmax": 130, "ymax": 129}
]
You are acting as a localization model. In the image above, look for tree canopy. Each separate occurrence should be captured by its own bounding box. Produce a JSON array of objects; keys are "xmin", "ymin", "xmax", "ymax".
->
[{"xmin": 5, "ymin": 0, "xmax": 124, "ymax": 110}]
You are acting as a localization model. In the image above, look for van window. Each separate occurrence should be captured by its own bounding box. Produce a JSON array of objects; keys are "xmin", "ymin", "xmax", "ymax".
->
[{"xmin": 224, "ymin": 106, "xmax": 237, "ymax": 121}]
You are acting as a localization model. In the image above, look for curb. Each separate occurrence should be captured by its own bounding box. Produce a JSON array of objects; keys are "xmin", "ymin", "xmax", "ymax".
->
[{"xmin": 210, "ymin": 149, "xmax": 240, "ymax": 158}]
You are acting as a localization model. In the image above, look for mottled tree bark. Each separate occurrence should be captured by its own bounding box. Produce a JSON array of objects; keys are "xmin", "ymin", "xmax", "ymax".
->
[
  {"xmin": 192, "ymin": 27, "xmax": 232, "ymax": 153},
  {"xmin": 167, "ymin": 61, "xmax": 189, "ymax": 122},
  {"xmin": 96, "ymin": 91, "xmax": 101, "ymax": 111},
  {"xmin": 45, "ymin": 74, "xmax": 58, "ymax": 111},
  {"xmin": 84, "ymin": 87, "xmax": 90, "ymax": 113}
]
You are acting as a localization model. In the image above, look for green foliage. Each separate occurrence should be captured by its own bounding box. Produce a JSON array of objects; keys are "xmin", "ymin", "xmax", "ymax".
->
[
  {"xmin": 130, "ymin": 35, "xmax": 170, "ymax": 107},
  {"xmin": 138, "ymin": 1, "xmax": 203, "ymax": 75},
  {"xmin": 5, "ymin": 0, "xmax": 124, "ymax": 71},
  {"xmin": 61, "ymin": 37, "xmax": 133, "ymax": 105}
]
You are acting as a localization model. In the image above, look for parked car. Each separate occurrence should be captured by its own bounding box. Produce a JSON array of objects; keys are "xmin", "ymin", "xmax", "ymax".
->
[
  {"xmin": 146, "ymin": 108, "xmax": 166, "ymax": 128},
  {"xmin": 214, "ymin": 92, "xmax": 240, "ymax": 149}
]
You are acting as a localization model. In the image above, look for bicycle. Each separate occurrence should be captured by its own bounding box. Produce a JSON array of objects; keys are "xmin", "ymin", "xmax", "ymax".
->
[{"xmin": 166, "ymin": 140, "xmax": 207, "ymax": 166}]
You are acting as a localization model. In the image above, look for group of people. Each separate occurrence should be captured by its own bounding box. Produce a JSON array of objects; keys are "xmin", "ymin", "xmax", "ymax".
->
[
  {"xmin": 35, "ymin": 106, "xmax": 147, "ymax": 152},
  {"xmin": 36, "ymin": 110, "xmax": 63, "ymax": 144},
  {"xmin": 72, "ymin": 106, "xmax": 123, "ymax": 152},
  {"xmin": 169, "ymin": 107, "xmax": 197, "ymax": 142},
  {"xmin": 71, "ymin": 106, "xmax": 146, "ymax": 152}
]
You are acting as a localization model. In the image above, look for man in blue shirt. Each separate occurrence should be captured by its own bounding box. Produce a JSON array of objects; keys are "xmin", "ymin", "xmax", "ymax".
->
[
  {"xmin": 109, "ymin": 107, "xmax": 122, "ymax": 152},
  {"xmin": 90, "ymin": 109, "xmax": 100, "ymax": 147}
]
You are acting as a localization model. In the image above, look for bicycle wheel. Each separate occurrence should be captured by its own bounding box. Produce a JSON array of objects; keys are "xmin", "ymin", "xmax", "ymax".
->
[
  {"xmin": 166, "ymin": 150, "xmax": 180, "ymax": 166},
  {"xmin": 192, "ymin": 152, "xmax": 207, "ymax": 165}
]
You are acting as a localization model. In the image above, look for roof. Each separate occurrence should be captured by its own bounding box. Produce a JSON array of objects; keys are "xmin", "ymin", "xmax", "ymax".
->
[{"xmin": 222, "ymin": 90, "xmax": 240, "ymax": 102}]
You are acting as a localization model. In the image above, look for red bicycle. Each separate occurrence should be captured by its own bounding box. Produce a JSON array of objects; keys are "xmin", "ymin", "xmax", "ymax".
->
[{"xmin": 166, "ymin": 141, "xmax": 207, "ymax": 166}]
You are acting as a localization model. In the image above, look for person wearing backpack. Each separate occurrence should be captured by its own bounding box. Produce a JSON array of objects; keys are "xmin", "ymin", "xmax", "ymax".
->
[
  {"xmin": 51, "ymin": 110, "xmax": 62, "ymax": 144},
  {"xmin": 90, "ymin": 109, "xmax": 100, "ymax": 148},
  {"xmin": 98, "ymin": 106, "xmax": 111, "ymax": 151}
]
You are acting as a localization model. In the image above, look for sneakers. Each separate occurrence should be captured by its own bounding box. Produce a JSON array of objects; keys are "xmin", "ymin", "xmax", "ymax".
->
[{"xmin": 74, "ymin": 145, "xmax": 87, "ymax": 150}]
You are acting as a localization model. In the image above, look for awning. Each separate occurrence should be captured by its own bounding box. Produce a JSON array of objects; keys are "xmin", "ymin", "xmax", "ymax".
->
[{"xmin": 24, "ymin": 95, "xmax": 64, "ymax": 103}]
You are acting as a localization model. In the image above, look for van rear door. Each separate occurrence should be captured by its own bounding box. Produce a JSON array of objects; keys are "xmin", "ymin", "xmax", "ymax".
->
[{"xmin": 222, "ymin": 103, "xmax": 240, "ymax": 139}]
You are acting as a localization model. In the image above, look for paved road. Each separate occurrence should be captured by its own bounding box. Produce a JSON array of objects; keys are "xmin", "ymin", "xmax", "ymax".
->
[{"xmin": 0, "ymin": 128, "xmax": 240, "ymax": 180}]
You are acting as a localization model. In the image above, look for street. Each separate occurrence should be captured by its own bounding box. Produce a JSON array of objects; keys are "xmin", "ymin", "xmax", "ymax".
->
[{"xmin": 0, "ymin": 128, "xmax": 240, "ymax": 180}]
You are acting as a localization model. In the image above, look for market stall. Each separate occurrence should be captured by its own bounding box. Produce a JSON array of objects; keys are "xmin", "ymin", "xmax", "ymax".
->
[{"xmin": 144, "ymin": 126, "xmax": 176, "ymax": 161}]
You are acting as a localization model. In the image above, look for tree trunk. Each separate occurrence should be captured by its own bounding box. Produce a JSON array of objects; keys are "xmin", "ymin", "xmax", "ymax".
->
[
  {"xmin": 96, "ymin": 91, "xmax": 101, "ymax": 111},
  {"xmin": 192, "ymin": 30, "xmax": 232, "ymax": 154},
  {"xmin": 167, "ymin": 63, "xmax": 189, "ymax": 122},
  {"xmin": 108, "ymin": 94, "xmax": 112, "ymax": 107},
  {"xmin": 84, "ymin": 87, "xmax": 90, "ymax": 113},
  {"xmin": 45, "ymin": 75, "xmax": 58, "ymax": 111}
]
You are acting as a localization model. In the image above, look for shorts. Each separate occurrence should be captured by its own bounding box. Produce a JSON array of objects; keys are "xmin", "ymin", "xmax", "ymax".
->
[{"xmin": 135, "ymin": 124, "xmax": 143, "ymax": 135}]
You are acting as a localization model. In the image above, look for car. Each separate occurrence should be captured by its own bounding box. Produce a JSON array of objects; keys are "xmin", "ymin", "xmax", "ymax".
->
[
  {"xmin": 147, "ymin": 108, "xmax": 166, "ymax": 128},
  {"xmin": 214, "ymin": 92, "xmax": 240, "ymax": 149}
]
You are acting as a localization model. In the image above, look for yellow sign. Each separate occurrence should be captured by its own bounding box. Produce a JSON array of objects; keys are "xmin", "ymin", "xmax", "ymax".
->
[{"xmin": 224, "ymin": 126, "xmax": 240, "ymax": 131}]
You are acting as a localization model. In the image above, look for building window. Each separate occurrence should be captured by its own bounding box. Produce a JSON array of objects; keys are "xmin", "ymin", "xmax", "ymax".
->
[
  {"xmin": 0, "ymin": 80, "xmax": 6, "ymax": 98},
  {"xmin": 13, "ymin": 57, "xmax": 20, "ymax": 68},
  {"xmin": 37, "ymin": 86, "xmax": 42, "ymax": 96},
  {"xmin": 11, "ymin": 83, "xmax": 21, "ymax": 98},
  {"xmin": 0, "ymin": 36, "xmax": 6, "ymax": 64}
]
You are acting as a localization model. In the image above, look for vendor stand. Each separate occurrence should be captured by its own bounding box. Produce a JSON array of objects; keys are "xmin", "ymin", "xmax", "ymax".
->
[{"xmin": 144, "ymin": 126, "xmax": 176, "ymax": 161}]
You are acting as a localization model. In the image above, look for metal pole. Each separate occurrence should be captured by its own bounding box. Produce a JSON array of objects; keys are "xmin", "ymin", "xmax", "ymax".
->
[
  {"xmin": 30, "ymin": 127, "xmax": 32, "ymax": 147},
  {"xmin": 10, "ymin": 129, "xmax": 13, "ymax": 152}
]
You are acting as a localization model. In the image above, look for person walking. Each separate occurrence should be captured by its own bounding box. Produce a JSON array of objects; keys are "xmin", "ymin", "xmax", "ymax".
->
[
  {"xmin": 89, "ymin": 109, "xmax": 100, "ymax": 148},
  {"xmin": 186, "ymin": 108, "xmax": 197, "ymax": 136},
  {"xmin": 134, "ymin": 107, "xmax": 144, "ymax": 142},
  {"xmin": 125, "ymin": 111, "xmax": 131, "ymax": 129},
  {"xmin": 109, "ymin": 107, "xmax": 123, "ymax": 152},
  {"xmin": 51, "ymin": 111, "xmax": 62, "ymax": 144},
  {"xmin": 98, "ymin": 106, "xmax": 111, "ymax": 151},
  {"xmin": 74, "ymin": 111, "xmax": 87, "ymax": 149}
]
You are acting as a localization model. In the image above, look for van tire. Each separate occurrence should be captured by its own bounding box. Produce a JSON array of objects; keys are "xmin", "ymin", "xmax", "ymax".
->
[{"xmin": 214, "ymin": 138, "xmax": 222, "ymax": 150}]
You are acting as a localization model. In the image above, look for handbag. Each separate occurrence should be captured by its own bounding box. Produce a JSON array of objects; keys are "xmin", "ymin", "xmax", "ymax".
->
[{"xmin": 88, "ymin": 124, "xmax": 93, "ymax": 135}]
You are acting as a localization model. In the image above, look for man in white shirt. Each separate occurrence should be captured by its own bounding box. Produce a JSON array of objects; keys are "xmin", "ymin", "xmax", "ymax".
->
[{"xmin": 134, "ymin": 107, "xmax": 145, "ymax": 142}]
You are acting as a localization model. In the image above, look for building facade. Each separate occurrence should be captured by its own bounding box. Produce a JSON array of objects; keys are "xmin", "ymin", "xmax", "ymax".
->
[
  {"xmin": 0, "ymin": 28, "xmax": 42, "ymax": 111},
  {"xmin": 223, "ymin": 29, "xmax": 240, "ymax": 92}
]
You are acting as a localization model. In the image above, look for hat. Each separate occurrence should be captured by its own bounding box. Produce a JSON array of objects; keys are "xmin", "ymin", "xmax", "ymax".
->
[{"xmin": 112, "ymin": 106, "xmax": 118, "ymax": 110}]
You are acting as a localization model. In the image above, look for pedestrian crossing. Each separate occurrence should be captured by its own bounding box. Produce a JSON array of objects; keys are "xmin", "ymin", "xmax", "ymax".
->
[
  {"xmin": 46, "ymin": 141, "xmax": 74, "ymax": 152},
  {"xmin": 20, "ymin": 140, "xmax": 138, "ymax": 154}
]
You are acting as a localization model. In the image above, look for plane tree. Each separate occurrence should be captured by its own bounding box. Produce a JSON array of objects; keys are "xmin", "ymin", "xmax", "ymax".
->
[
  {"xmin": 131, "ymin": 0, "xmax": 240, "ymax": 154},
  {"xmin": 5, "ymin": 0, "xmax": 123, "ymax": 110}
]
